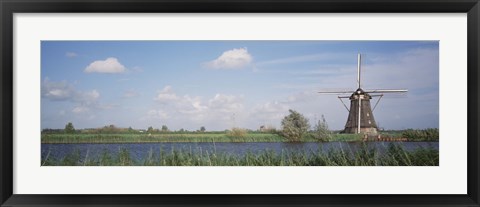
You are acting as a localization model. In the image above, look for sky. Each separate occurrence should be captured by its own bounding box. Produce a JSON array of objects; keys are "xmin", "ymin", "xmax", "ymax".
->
[{"xmin": 41, "ymin": 41, "xmax": 439, "ymax": 131}]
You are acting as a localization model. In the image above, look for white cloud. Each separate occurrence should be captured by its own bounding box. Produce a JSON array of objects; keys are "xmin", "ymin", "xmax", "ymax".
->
[
  {"xmin": 70, "ymin": 90, "xmax": 100, "ymax": 117},
  {"xmin": 85, "ymin": 90, "xmax": 100, "ymax": 99},
  {"xmin": 177, "ymin": 95, "xmax": 208, "ymax": 116},
  {"xmin": 72, "ymin": 106, "xmax": 89, "ymax": 114},
  {"xmin": 73, "ymin": 89, "xmax": 100, "ymax": 106},
  {"xmin": 286, "ymin": 91, "xmax": 317, "ymax": 103},
  {"xmin": 65, "ymin": 52, "xmax": 78, "ymax": 58},
  {"xmin": 154, "ymin": 85, "xmax": 179, "ymax": 103},
  {"xmin": 46, "ymin": 89, "xmax": 69, "ymax": 99},
  {"xmin": 42, "ymin": 79, "xmax": 75, "ymax": 101},
  {"xmin": 42, "ymin": 79, "xmax": 100, "ymax": 103},
  {"xmin": 147, "ymin": 109, "xmax": 169, "ymax": 119},
  {"xmin": 147, "ymin": 86, "xmax": 248, "ymax": 129},
  {"xmin": 249, "ymin": 101, "xmax": 290, "ymax": 129},
  {"xmin": 153, "ymin": 86, "xmax": 207, "ymax": 116},
  {"xmin": 205, "ymin": 48, "xmax": 253, "ymax": 69},
  {"xmin": 42, "ymin": 79, "xmax": 110, "ymax": 120},
  {"xmin": 84, "ymin": 57, "xmax": 126, "ymax": 73},
  {"xmin": 253, "ymin": 101, "xmax": 289, "ymax": 115},
  {"xmin": 208, "ymin": 94, "xmax": 244, "ymax": 113}
]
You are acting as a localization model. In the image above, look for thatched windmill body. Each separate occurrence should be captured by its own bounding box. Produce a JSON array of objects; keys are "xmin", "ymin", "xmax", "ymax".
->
[{"xmin": 318, "ymin": 54, "xmax": 407, "ymax": 135}]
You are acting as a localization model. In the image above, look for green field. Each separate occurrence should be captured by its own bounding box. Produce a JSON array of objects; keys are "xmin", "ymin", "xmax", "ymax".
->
[
  {"xmin": 41, "ymin": 133, "xmax": 367, "ymax": 143},
  {"xmin": 41, "ymin": 143, "xmax": 439, "ymax": 166},
  {"xmin": 41, "ymin": 128, "xmax": 439, "ymax": 144}
]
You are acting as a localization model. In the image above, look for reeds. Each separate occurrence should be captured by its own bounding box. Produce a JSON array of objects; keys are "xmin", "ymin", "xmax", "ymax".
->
[{"xmin": 41, "ymin": 143, "xmax": 438, "ymax": 166}]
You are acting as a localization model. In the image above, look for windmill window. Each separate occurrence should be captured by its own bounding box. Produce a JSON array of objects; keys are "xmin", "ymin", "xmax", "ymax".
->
[
  {"xmin": 367, "ymin": 113, "xmax": 369, "ymax": 117},
  {"xmin": 368, "ymin": 120, "xmax": 371, "ymax": 124}
]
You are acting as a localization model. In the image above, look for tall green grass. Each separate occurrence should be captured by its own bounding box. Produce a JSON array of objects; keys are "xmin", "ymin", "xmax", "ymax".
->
[
  {"xmin": 41, "ymin": 130, "xmax": 438, "ymax": 144},
  {"xmin": 41, "ymin": 133, "xmax": 286, "ymax": 143},
  {"xmin": 41, "ymin": 133, "xmax": 370, "ymax": 143},
  {"xmin": 41, "ymin": 143, "xmax": 438, "ymax": 166}
]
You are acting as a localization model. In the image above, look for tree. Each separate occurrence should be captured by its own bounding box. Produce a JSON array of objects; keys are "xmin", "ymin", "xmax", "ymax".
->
[
  {"xmin": 147, "ymin": 126, "xmax": 154, "ymax": 133},
  {"xmin": 161, "ymin": 125, "xmax": 169, "ymax": 132},
  {"xmin": 64, "ymin": 122, "xmax": 75, "ymax": 134},
  {"xmin": 313, "ymin": 115, "xmax": 332, "ymax": 141},
  {"xmin": 281, "ymin": 109, "xmax": 310, "ymax": 142},
  {"xmin": 200, "ymin": 126, "xmax": 206, "ymax": 132}
]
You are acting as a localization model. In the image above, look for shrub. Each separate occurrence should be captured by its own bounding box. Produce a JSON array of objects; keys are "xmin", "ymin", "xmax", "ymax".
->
[
  {"xmin": 226, "ymin": 128, "xmax": 247, "ymax": 138},
  {"xmin": 281, "ymin": 109, "xmax": 310, "ymax": 142},
  {"xmin": 313, "ymin": 115, "xmax": 332, "ymax": 141}
]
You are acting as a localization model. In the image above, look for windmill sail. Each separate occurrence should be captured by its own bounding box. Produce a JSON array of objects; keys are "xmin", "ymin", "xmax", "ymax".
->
[
  {"xmin": 318, "ymin": 90, "xmax": 355, "ymax": 94},
  {"xmin": 366, "ymin": 89, "xmax": 408, "ymax": 93},
  {"xmin": 357, "ymin": 53, "xmax": 361, "ymax": 89}
]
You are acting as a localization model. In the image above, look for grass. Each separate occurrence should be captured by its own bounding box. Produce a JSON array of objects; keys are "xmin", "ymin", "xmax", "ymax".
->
[
  {"xmin": 41, "ymin": 133, "xmax": 375, "ymax": 144},
  {"xmin": 41, "ymin": 129, "xmax": 439, "ymax": 144},
  {"xmin": 41, "ymin": 143, "xmax": 439, "ymax": 166},
  {"xmin": 402, "ymin": 128, "xmax": 439, "ymax": 141},
  {"xmin": 41, "ymin": 133, "xmax": 287, "ymax": 143}
]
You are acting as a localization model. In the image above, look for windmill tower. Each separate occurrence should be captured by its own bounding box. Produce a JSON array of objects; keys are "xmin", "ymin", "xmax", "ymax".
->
[{"xmin": 318, "ymin": 54, "xmax": 407, "ymax": 135}]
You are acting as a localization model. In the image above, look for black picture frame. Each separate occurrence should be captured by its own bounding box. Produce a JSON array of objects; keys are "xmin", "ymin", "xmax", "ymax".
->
[{"xmin": 1, "ymin": 0, "xmax": 479, "ymax": 206}]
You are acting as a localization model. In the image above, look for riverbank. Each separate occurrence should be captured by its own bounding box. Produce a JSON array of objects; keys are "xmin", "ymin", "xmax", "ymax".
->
[
  {"xmin": 41, "ymin": 133, "xmax": 359, "ymax": 143},
  {"xmin": 42, "ymin": 133, "xmax": 287, "ymax": 143},
  {"xmin": 41, "ymin": 132, "xmax": 435, "ymax": 144}
]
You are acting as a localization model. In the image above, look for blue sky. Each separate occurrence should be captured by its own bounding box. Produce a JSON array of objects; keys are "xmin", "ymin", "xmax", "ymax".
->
[{"xmin": 41, "ymin": 41, "xmax": 439, "ymax": 131}]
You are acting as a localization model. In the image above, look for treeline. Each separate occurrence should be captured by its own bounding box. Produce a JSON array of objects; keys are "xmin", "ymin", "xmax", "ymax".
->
[
  {"xmin": 41, "ymin": 123, "xmax": 274, "ymax": 135},
  {"xmin": 42, "ymin": 118, "xmax": 439, "ymax": 143}
]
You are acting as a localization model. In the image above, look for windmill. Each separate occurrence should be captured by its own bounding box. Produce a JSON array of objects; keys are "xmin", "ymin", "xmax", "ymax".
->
[{"xmin": 318, "ymin": 54, "xmax": 407, "ymax": 135}]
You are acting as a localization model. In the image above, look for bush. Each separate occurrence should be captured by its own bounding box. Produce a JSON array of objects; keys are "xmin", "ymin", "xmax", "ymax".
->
[
  {"xmin": 281, "ymin": 109, "xmax": 310, "ymax": 142},
  {"xmin": 313, "ymin": 115, "xmax": 332, "ymax": 141},
  {"xmin": 226, "ymin": 128, "xmax": 247, "ymax": 138}
]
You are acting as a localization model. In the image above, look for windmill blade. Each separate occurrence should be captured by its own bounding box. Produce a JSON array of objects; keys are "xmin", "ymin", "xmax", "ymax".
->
[
  {"xmin": 365, "ymin": 89, "xmax": 408, "ymax": 93},
  {"xmin": 318, "ymin": 90, "xmax": 355, "ymax": 94},
  {"xmin": 357, "ymin": 53, "xmax": 361, "ymax": 89}
]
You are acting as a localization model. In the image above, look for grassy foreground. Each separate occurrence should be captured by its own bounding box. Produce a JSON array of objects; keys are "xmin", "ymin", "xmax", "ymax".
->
[{"xmin": 42, "ymin": 143, "xmax": 439, "ymax": 166}]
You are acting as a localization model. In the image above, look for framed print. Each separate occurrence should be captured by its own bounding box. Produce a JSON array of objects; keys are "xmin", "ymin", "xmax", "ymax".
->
[{"xmin": 1, "ymin": 0, "xmax": 479, "ymax": 206}]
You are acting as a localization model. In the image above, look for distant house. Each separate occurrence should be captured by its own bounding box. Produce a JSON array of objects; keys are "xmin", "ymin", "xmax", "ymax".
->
[
  {"xmin": 139, "ymin": 130, "xmax": 144, "ymax": 133},
  {"xmin": 259, "ymin": 125, "xmax": 266, "ymax": 131},
  {"xmin": 259, "ymin": 125, "xmax": 275, "ymax": 132}
]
